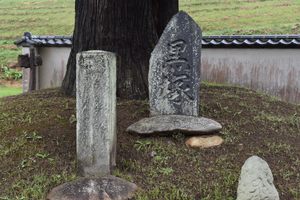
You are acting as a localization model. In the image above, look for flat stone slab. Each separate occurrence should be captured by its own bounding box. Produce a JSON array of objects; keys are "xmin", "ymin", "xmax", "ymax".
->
[
  {"xmin": 126, "ymin": 115, "xmax": 222, "ymax": 135},
  {"xmin": 47, "ymin": 176, "xmax": 138, "ymax": 200},
  {"xmin": 185, "ymin": 135, "xmax": 224, "ymax": 148}
]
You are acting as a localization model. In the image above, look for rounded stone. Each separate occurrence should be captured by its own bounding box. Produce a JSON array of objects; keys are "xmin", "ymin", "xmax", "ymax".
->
[
  {"xmin": 185, "ymin": 135, "xmax": 224, "ymax": 148},
  {"xmin": 237, "ymin": 156, "xmax": 279, "ymax": 200}
]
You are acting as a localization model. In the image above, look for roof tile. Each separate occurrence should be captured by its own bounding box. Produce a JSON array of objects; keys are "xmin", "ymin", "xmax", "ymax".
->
[{"xmin": 15, "ymin": 32, "xmax": 300, "ymax": 48}]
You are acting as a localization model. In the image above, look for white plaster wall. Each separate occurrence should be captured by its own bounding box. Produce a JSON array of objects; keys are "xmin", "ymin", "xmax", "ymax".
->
[
  {"xmin": 22, "ymin": 47, "xmax": 300, "ymax": 104},
  {"xmin": 202, "ymin": 49, "xmax": 300, "ymax": 104},
  {"xmin": 37, "ymin": 47, "xmax": 70, "ymax": 89}
]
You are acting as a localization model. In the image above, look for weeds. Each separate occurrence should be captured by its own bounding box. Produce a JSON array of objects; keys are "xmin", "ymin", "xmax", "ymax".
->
[
  {"xmin": 1, "ymin": 66, "xmax": 22, "ymax": 80},
  {"xmin": 134, "ymin": 140, "xmax": 152, "ymax": 151},
  {"xmin": 24, "ymin": 131, "xmax": 43, "ymax": 141},
  {"xmin": 159, "ymin": 167, "xmax": 174, "ymax": 176}
]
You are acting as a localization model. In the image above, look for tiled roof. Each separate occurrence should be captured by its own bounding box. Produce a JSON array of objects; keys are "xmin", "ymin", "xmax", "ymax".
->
[
  {"xmin": 15, "ymin": 32, "xmax": 300, "ymax": 48},
  {"xmin": 15, "ymin": 32, "xmax": 72, "ymax": 47},
  {"xmin": 203, "ymin": 35, "xmax": 300, "ymax": 48}
]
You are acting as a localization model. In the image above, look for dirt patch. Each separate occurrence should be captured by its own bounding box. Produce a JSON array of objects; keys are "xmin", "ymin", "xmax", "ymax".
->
[
  {"xmin": 0, "ymin": 79, "xmax": 22, "ymax": 87},
  {"xmin": 0, "ymin": 84, "xmax": 299, "ymax": 199}
]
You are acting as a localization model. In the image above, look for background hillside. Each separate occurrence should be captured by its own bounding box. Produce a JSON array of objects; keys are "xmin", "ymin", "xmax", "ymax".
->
[
  {"xmin": 1, "ymin": 0, "xmax": 300, "ymax": 39},
  {"xmin": 1, "ymin": 0, "xmax": 300, "ymax": 67}
]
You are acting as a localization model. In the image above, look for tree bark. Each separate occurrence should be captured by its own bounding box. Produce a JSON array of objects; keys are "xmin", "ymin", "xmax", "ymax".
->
[
  {"xmin": 62, "ymin": 0, "xmax": 178, "ymax": 99},
  {"xmin": 154, "ymin": 0, "xmax": 179, "ymax": 36}
]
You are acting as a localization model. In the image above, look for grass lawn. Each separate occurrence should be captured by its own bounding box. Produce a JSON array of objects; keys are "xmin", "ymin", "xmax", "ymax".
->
[
  {"xmin": 1, "ymin": 0, "xmax": 300, "ymax": 67},
  {"xmin": 0, "ymin": 84, "xmax": 299, "ymax": 199},
  {"xmin": 0, "ymin": 85, "xmax": 22, "ymax": 98},
  {"xmin": 0, "ymin": 0, "xmax": 299, "ymax": 40}
]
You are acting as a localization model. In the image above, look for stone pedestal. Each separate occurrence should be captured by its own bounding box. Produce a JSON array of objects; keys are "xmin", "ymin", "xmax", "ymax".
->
[
  {"xmin": 47, "ymin": 176, "xmax": 138, "ymax": 200},
  {"xmin": 76, "ymin": 50, "xmax": 117, "ymax": 177}
]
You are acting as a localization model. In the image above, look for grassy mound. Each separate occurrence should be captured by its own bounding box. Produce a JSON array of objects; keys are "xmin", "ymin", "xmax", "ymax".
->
[{"xmin": 0, "ymin": 83, "xmax": 299, "ymax": 200}]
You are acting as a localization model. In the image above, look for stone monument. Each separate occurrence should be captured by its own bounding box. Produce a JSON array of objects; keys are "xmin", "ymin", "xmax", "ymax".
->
[
  {"xmin": 149, "ymin": 11, "xmax": 201, "ymax": 116},
  {"xmin": 127, "ymin": 11, "xmax": 222, "ymax": 135},
  {"xmin": 48, "ymin": 50, "xmax": 138, "ymax": 200},
  {"xmin": 76, "ymin": 50, "xmax": 117, "ymax": 177}
]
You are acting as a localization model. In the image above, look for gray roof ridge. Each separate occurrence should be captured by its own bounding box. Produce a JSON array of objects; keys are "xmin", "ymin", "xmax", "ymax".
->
[{"xmin": 15, "ymin": 32, "xmax": 300, "ymax": 48}]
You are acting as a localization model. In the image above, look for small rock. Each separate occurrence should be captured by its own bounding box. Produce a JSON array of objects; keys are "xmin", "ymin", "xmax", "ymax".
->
[
  {"xmin": 150, "ymin": 151, "xmax": 157, "ymax": 158},
  {"xmin": 185, "ymin": 136, "xmax": 223, "ymax": 148},
  {"xmin": 237, "ymin": 156, "xmax": 279, "ymax": 200},
  {"xmin": 47, "ymin": 176, "xmax": 138, "ymax": 200},
  {"xmin": 127, "ymin": 115, "xmax": 222, "ymax": 135}
]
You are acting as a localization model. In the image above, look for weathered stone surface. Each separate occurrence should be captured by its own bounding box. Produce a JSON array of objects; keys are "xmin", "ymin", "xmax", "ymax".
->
[
  {"xmin": 47, "ymin": 176, "xmax": 138, "ymax": 200},
  {"xmin": 149, "ymin": 11, "xmax": 202, "ymax": 117},
  {"xmin": 237, "ymin": 156, "xmax": 279, "ymax": 200},
  {"xmin": 126, "ymin": 115, "xmax": 222, "ymax": 135},
  {"xmin": 185, "ymin": 135, "xmax": 223, "ymax": 148},
  {"xmin": 76, "ymin": 50, "xmax": 117, "ymax": 177}
]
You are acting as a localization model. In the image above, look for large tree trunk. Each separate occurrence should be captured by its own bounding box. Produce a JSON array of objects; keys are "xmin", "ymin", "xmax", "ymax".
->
[
  {"xmin": 154, "ymin": 0, "xmax": 179, "ymax": 36},
  {"xmin": 62, "ymin": 0, "xmax": 178, "ymax": 99}
]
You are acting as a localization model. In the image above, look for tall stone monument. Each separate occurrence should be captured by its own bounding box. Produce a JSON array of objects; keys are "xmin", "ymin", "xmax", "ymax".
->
[
  {"xmin": 76, "ymin": 50, "xmax": 117, "ymax": 177},
  {"xmin": 149, "ymin": 11, "xmax": 202, "ymax": 117},
  {"xmin": 47, "ymin": 50, "xmax": 139, "ymax": 199},
  {"xmin": 127, "ymin": 11, "xmax": 222, "ymax": 135}
]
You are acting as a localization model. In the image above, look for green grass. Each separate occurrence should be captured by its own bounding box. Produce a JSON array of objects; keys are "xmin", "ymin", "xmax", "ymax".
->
[
  {"xmin": 0, "ymin": 0, "xmax": 299, "ymax": 40},
  {"xmin": 1, "ymin": 0, "xmax": 300, "ymax": 68},
  {"xmin": 0, "ymin": 0, "xmax": 75, "ymax": 40},
  {"xmin": 0, "ymin": 86, "xmax": 22, "ymax": 97},
  {"xmin": 0, "ymin": 40, "xmax": 21, "ymax": 68},
  {"xmin": 181, "ymin": 0, "xmax": 300, "ymax": 35},
  {"xmin": 0, "ymin": 0, "xmax": 75, "ymax": 67}
]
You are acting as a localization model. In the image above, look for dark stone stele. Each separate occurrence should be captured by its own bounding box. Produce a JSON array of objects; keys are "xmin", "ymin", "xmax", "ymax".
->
[{"xmin": 149, "ymin": 11, "xmax": 202, "ymax": 117}]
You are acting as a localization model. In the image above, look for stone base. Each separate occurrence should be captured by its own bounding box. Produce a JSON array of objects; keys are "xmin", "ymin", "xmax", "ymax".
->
[
  {"xmin": 126, "ymin": 115, "xmax": 222, "ymax": 135},
  {"xmin": 47, "ymin": 176, "xmax": 138, "ymax": 200}
]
